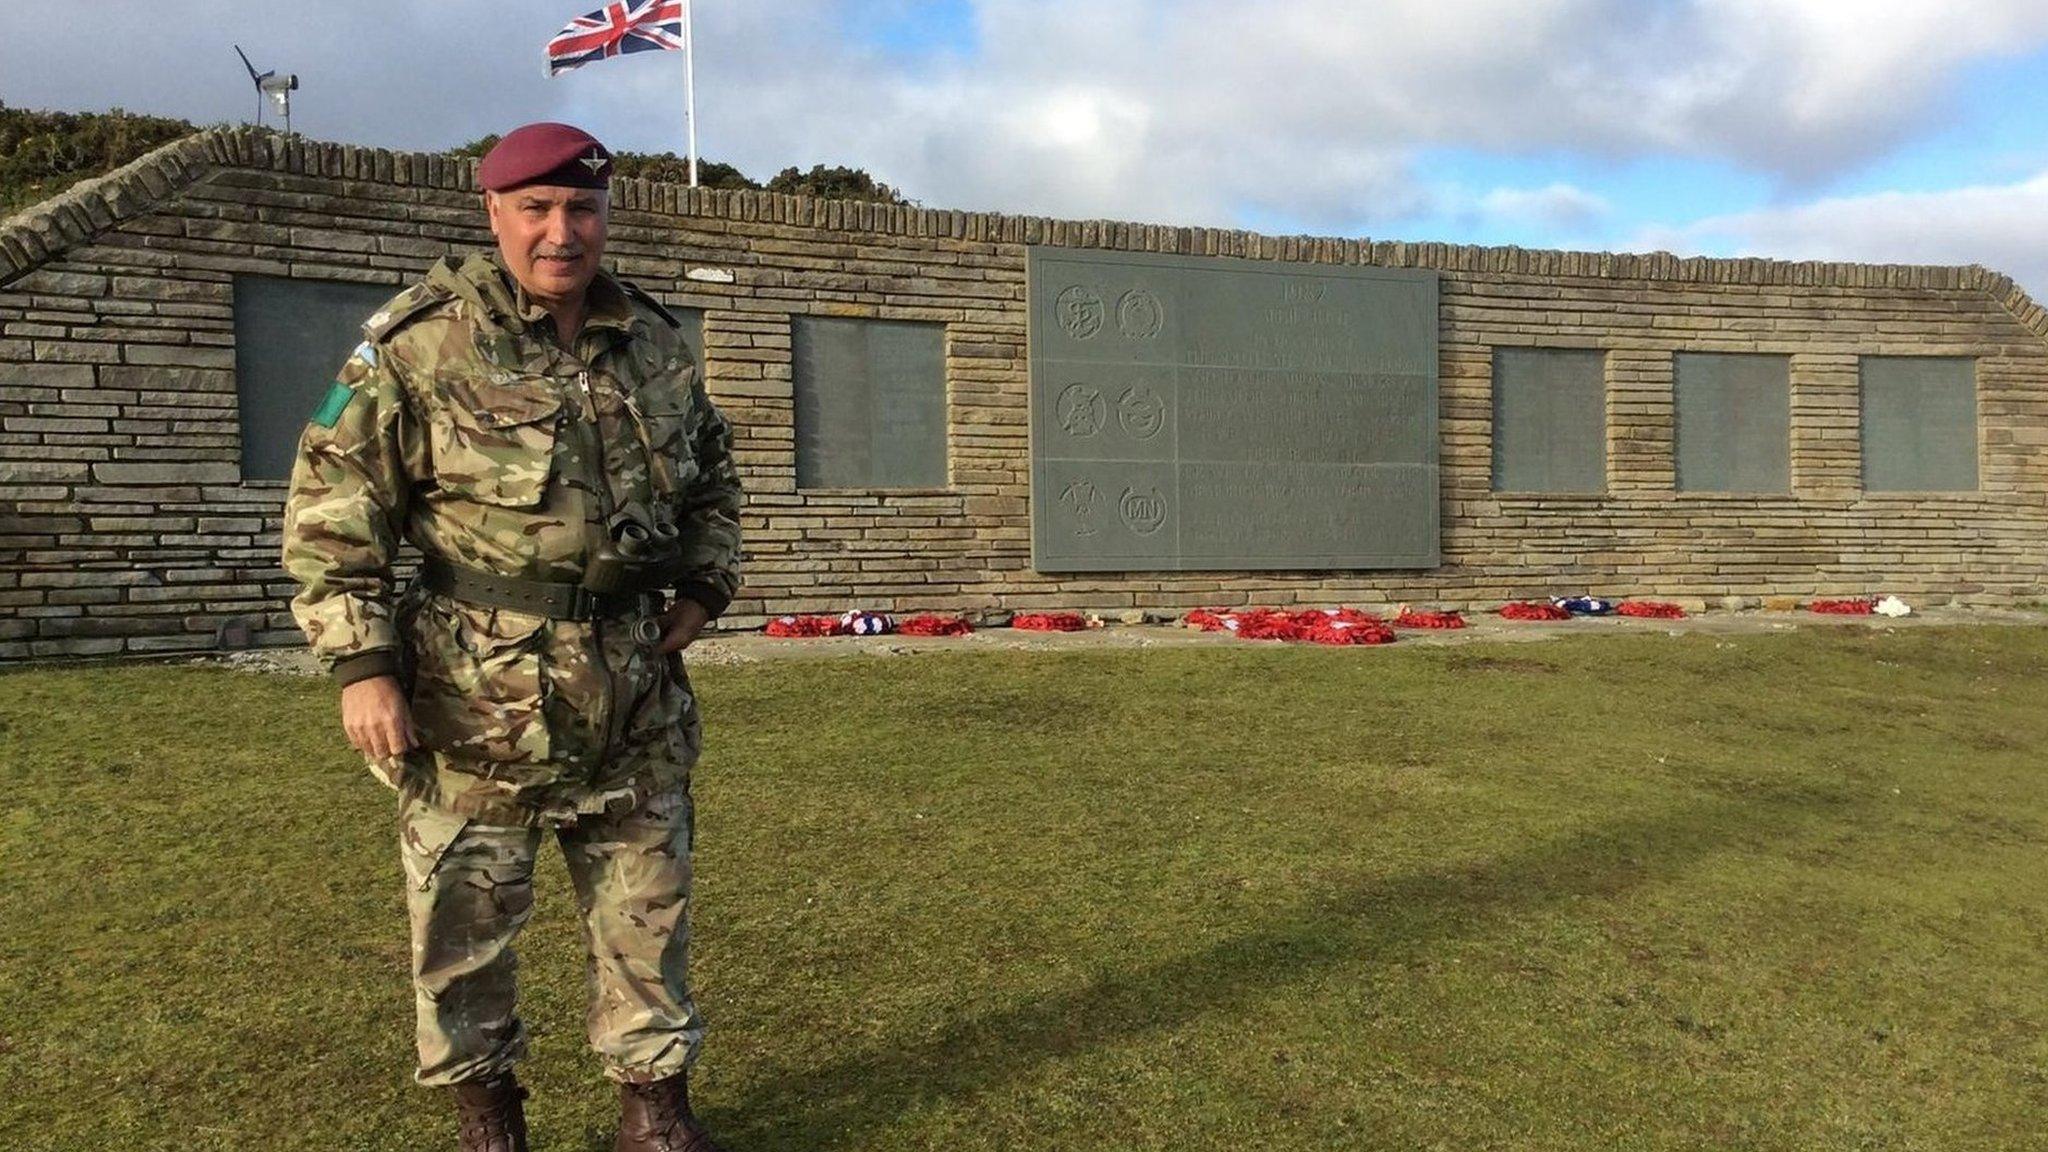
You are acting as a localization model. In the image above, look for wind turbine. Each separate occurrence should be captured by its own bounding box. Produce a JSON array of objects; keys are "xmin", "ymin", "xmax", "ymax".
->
[{"xmin": 234, "ymin": 45, "xmax": 299, "ymax": 136}]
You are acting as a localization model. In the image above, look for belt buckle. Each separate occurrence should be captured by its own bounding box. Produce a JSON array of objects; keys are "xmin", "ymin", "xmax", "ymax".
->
[{"xmin": 569, "ymin": 585, "xmax": 599, "ymax": 620}]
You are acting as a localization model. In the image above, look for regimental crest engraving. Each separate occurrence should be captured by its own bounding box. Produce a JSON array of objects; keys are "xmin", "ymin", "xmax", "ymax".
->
[
  {"xmin": 1118, "ymin": 385, "xmax": 1165, "ymax": 439},
  {"xmin": 1120, "ymin": 486, "xmax": 1168, "ymax": 536},
  {"xmin": 1060, "ymin": 479, "xmax": 1100, "ymax": 536},
  {"xmin": 1056, "ymin": 383, "xmax": 1107, "ymax": 437},
  {"xmin": 1056, "ymin": 285, "xmax": 1105, "ymax": 339},
  {"xmin": 1116, "ymin": 289, "xmax": 1163, "ymax": 339}
]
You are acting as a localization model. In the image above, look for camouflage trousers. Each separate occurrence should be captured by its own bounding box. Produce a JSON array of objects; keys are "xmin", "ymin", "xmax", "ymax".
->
[{"xmin": 398, "ymin": 783, "xmax": 701, "ymax": 1087}]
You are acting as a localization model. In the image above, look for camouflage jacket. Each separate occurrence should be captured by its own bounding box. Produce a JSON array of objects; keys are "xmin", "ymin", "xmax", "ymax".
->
[{"xmin": 281, "ymin": 253, "xmax": 743, "ymax": 825}]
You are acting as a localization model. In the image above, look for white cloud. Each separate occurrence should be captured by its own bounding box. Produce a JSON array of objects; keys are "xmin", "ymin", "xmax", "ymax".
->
[
  {"xmin": 1633, "ymin": 171, "xmax": 2048, "ymax": 296},
  {"xmin": 1643, "ymin": 0, "xmax": 2048, "ymax": 178},
  {"xmin": 6, "ymin": 1, "xmax": 2048, "ymax": 233},
  {"xmin": 1475, "ymin": 184, "xmax": 1611, "ymax": 231},
  {"xmin": 668, "ymin": 0, "xmax": 2048, "ymax": 229}
]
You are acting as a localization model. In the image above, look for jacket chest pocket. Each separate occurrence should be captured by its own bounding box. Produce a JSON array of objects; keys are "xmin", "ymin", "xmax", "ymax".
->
[
  {"xmin": 429, "ymin": 375, "xmax": 565, "ymax": 508},
  {"xmin": 622, "ymin": 379, "xmax": 700, "ymax": 496}
]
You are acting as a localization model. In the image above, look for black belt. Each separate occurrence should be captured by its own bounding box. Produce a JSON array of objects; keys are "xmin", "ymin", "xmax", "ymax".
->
[{"xmin": 420, "ymin": 557, "xmax": 655, "ymax": 622}]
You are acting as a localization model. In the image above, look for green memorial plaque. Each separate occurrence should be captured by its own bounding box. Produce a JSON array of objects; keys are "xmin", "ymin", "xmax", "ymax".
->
[
  {"xmin": 792, "ymin": 316, "xmax": 947, "ymax": 488},
  {"xmin": 1861, "ymin": 356, "xmax": 1977, "ymax": 492},
  {"xmin": 1492, "ymin": 348, "xmax": 1606, "ymax": 493},
  {"xmin": 234, "ymin": 275, "xmax": 395, "ymax": 482},
  {"xmin": 1675, "ymin": 353, "xmax": 1790, "ymax": 493},
  {"xmin": 1028, "ymin": 249, "xmax": 1439, "ymax": 571}
]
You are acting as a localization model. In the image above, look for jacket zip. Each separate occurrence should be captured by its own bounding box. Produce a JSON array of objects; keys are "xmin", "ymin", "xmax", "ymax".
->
[{"xmin": 578, "ymin": 366, "xmax": 622, "ymax": 768}]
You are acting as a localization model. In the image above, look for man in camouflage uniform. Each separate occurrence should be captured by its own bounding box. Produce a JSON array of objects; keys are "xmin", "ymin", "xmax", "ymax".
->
[{"xmin": 281, "ymin": 122, "xmax": 740, "ymax": 1152}]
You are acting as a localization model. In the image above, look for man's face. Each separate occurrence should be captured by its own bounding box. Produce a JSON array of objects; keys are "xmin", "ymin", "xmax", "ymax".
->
[{"xmin": 485, "ymin": 185, "xmax": 608, "ymax": 306}]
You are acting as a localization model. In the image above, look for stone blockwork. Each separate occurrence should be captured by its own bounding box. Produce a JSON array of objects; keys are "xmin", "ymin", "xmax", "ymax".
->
[{"xmin": 2, "ymin": 128, "xmax": 2046, "ymax": 662}]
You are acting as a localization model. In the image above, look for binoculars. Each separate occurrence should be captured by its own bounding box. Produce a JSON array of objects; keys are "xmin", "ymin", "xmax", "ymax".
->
[{"xmin": 583, "ymin": 502, "xmax": 683, "ymax": 597}]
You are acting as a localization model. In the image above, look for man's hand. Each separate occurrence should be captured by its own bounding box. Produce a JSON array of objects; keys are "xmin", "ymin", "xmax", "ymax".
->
[
  {"xmin": 341, "ymin": 674, "xmax": 420, "ymax": 759},
  {"xmin": 655, "ymin": 597, "xmax": 711, "ymax": 655}
]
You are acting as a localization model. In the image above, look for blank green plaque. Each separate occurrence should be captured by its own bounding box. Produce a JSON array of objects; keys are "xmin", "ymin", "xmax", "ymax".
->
[{"xmin": 1029, "ymin": 249, "xmax": 1439, "ymax": 571}]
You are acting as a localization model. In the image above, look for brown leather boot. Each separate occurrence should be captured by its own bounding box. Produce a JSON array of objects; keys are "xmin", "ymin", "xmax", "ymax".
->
[
  {"xmin": 616, "ymin": 1071, "xmax": 724, "ymax": 1152},
  {"xmin": 451, "ymin": 1073, "xmax": 530, "ymax": 1152}
]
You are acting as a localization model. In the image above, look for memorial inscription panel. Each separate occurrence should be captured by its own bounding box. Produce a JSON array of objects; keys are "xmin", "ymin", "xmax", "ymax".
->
[{"xmin": 1029, "ymin": 249, "xmax": 1440, "ymax": 571}]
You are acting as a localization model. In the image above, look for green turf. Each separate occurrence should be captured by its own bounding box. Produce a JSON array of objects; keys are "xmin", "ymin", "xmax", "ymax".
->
[{"xmin": 4, "ymin": 627, "xmax": 2048, "ymax": 1150}]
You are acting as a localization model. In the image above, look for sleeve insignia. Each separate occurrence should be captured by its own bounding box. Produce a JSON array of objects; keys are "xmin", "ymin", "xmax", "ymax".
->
[{"xmin": 309, "ymin": 380, "xmax": 356, "ymax": 429}]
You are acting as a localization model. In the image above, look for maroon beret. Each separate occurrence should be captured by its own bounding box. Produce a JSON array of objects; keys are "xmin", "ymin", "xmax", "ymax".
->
[{"xmin": 478, "ymin": 122, "xmax": 613, "ymax": 192}]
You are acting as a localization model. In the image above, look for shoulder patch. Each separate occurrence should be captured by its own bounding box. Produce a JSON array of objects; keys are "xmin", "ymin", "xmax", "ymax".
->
[
  {"xmin": 363, "ymin": 280, "xmax": 454, "ymax": 344},
  {"xmin": 309, "ymin": 380, "xmax": 356, "ymax": 429},
  {"xmin": 619, "ymin": 280, "xmax": 683, "ymax": 329}
]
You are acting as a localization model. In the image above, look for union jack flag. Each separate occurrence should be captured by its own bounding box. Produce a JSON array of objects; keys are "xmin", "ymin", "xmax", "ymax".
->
[{"xmin": 546, "ymin": 1, "xmax": 686, "ymax": 76}]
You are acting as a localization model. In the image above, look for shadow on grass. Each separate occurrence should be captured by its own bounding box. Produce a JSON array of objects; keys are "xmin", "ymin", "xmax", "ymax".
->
[{"xmin": 708, "ymin": 784, "xmax": 1860, "ymax": 1149}]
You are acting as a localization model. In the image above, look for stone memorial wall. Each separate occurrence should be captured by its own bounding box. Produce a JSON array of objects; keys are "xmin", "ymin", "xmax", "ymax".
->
[{"xmin": 2, "ymin": 128, "xmax": 2045, "ymax": 662}]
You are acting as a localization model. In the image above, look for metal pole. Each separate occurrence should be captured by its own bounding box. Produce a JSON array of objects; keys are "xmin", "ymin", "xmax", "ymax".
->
[{"xmin": 684, "ymin": 0, "xmax": 699, "ymax": 187}]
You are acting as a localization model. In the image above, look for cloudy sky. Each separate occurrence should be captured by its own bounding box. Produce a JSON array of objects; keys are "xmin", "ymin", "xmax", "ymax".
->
[{"xmin": 10, "ymin": 1, "xmax": 2048, "ymax": 292}]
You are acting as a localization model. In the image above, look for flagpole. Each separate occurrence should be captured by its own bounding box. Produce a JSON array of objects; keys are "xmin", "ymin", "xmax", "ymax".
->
[{"xmin": 684, "ymin": 0, "xmax": 699, "ymax": 187}]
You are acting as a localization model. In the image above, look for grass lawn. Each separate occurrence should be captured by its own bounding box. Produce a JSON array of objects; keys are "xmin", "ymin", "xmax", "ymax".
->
[{"xmin": 4, "ymin": 626, "xmax": 2048, "ymax": 1150}]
